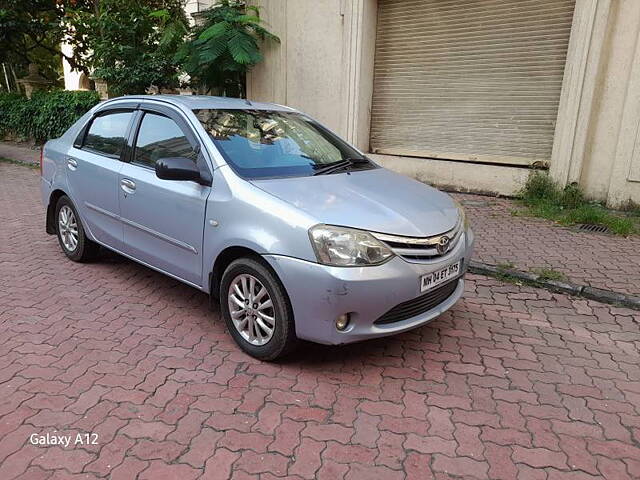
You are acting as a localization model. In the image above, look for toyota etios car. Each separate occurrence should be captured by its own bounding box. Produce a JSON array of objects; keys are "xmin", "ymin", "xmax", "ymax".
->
[{"xmin": 41, "ymin": 95, "xmax": 474, "ymax": 360}]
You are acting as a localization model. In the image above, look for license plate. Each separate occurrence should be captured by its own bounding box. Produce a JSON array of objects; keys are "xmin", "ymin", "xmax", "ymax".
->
[{"xmin": 420, "ymin": 260, "xmax": 462, "ymax": 292}]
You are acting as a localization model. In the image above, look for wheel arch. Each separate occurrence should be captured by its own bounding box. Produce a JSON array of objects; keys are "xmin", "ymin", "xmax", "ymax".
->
[
  {"xmin": 208, "ymin": 246, "xmax": 284, "ymax": 303},
  {"xmin": 209, "ymin": 246, "xmax": 262, "ymax": 300},
  {"xmin": 46, "ymin": 189, "xmax": 68, "ymax": 234}
]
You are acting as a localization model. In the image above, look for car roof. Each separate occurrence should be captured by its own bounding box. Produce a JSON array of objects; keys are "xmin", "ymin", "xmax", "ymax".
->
[{"xmin": 102, "ymin": 94, "xmax": 295, "ymax": 112}]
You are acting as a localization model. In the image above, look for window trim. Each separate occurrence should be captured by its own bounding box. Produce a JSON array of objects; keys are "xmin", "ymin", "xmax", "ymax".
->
[
  {"xmin": 76, "ymin": 108, "xmax": 137, "ymax": 160},
  {"xmin": 130, "ymin": 111, "xmax": 199, "ymax": 170},
  {"xmin": 127, "ymin": 104, "xmax": 210, "ymax": 183}
]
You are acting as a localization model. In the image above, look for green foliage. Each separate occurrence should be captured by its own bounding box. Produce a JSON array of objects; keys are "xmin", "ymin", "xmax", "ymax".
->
[
  {"xmin": 177, "ymin": 0, "xmax": 279, "ymax": 96},
  {"xmin": 520, "ymin": 170, "xmax": 558, "ymax": 203},
  {"xmin": 0, "ymin": 93, "xmax": 25, "ymax": 134},
  {"xmin": 562, "ymin": 205, "xmax": 636, "ymax": 236},
  {"xmin": 517, "ymin": 171, "xmax": 638, "ymax": 236},
  {"xmin": 0, "ymin": 1, "xmax": 61, "ymax": 82},
  {"xmin": 496, "ymin": 261, "xmax": 516, "ymax": 271},
  {"xmin": 619, "ymin": 199, "xmax": 640, "ymax": 217},
  {"xmin": 530, "ymin": 267, "xmax": 567, "ymax": 282},
  {"xmin": 0, "ymin": 90, "xmax": 100, "ymax": 143},
  {"xmin": 0, "ymin": 1, "xmax": 94, "ymax": 85},
  {"xmin": 68, "ymin": 0, "xmax": 188, "ymax": 96},
  {"xmin": 560, "ymin": 183, "xmax": 585, "ymax": 209},
  {"xmin": 0, "ymin": 1, "xmax": 190, "ymax": 95},
  {"xmin": 520, "ymin": 171, "xmax": 584, "ymax": 209}
]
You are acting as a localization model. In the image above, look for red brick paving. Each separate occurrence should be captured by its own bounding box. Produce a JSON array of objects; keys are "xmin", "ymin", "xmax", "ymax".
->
[
  {"xmin": 453, "ymin": 193, "xmax": 640, "ymax": 297},
  {"xmin": 1, "ymin": 163, "xmax": 640, "ymax": 479}
]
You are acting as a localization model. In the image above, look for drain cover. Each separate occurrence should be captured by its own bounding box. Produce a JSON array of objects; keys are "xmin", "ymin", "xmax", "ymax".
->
[{"xmin": 577, "ymin": 223, "xmax": 610, "ymax": 234}]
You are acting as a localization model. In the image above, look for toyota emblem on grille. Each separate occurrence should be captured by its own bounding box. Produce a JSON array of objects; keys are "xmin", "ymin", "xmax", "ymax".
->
[{"xmin": 436, "ymin": 235, "xmax": 450, "ymax": 254}]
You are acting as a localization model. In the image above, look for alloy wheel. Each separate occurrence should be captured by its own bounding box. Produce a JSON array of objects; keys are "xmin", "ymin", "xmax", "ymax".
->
[
  {"xmin": 227, "ymin": 273, "xmax": 275, "ymax": 346},
  {"xmin": 58, "ymin": 205, "xmax": 78, "ymax": 252}
]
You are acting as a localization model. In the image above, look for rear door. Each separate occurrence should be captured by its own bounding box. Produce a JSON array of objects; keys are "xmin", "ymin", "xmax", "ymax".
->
[
  {"xmin": 118, "ymin": 104, "xmax": 211, "ymax": 286},
  {"xmin": 65, "ymin": 108, "xmax": 136, "ymax": 250}
]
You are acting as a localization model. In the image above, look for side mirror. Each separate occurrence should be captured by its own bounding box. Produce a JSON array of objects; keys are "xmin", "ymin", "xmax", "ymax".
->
[{"xmin": 155, "ymin": 157, "xmax": 203, "ymax": 184}]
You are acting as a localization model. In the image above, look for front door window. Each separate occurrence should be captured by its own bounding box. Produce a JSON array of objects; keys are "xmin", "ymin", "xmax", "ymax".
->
[{"xmin": 134, "ymin": 113, "xmax": 198, "ymax": 168}]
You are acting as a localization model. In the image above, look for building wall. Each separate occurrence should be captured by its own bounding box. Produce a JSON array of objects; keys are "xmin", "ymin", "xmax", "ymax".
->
[
  {"xmin": 61, "ymin": 42, "xmax": 82, "ymax": 91},
  {"xmin": 585, "ymin": 0, "xmax": 640, "ymax": 206},
  {"xmin": 248, "ymin": 1, "xmax": 344, "ymax": 131},
  {"xmin": 578, "ymin": 0, "xmax": 631, "ymax": 199},
  {"xmin": 247, "ymin": 0, "xmax": 640, "ymax": 206},
  {"xmin": 608, "ymin": 3, "xmax": 640, "ymax": 206},
  {"xmin": 247, "ymin": 0, "xmax": 377, "ymax": 152},
  {"xmin": 184, "ymin": 0, "xmax": 216, "ymax": 24},
  {"xmin": 551, "ymin": 0, "xmax": 640, "ymax": 206}
]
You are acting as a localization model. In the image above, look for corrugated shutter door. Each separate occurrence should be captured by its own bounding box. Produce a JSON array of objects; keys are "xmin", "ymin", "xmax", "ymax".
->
[{"xmin": 370, "ymin": 0, "xmax": 576, "ymax": 166}]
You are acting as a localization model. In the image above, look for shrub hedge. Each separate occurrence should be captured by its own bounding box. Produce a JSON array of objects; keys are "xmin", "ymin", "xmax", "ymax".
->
[{"xmin": 0, "ymin": 90, "xmax": 100, "ymax": 143}]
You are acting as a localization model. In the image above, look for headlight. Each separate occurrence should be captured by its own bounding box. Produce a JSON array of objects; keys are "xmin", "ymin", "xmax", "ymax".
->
[
  {"xmin": 452, "ymin": 198, "xmax": 470, "ymax": 229},
  {"xmin": 309, "ymin": 225, "xmax": 394, "ymax": 266}
]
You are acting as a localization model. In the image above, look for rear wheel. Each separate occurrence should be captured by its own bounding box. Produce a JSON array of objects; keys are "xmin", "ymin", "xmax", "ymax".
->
[
  {"xmin": 220, "ymin": 258, "xmax": 297, "ymax": 361},
  {"xmin": 55, "ymin": 196, "xmax": 99, "ymax": 262}
]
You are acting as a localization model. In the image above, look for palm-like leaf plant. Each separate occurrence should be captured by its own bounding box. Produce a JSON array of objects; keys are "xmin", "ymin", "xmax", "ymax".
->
[{"xmin": 177, "ymin": 0, "xmax": 279, "ymax": 97}]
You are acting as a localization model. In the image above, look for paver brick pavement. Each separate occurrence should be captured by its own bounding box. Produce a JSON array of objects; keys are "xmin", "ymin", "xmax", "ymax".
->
[
  {"xmin": 453, "ymin": 193, "xmax": 640, "ymax": 297},
  {"xmin": 1, "ymin": 163, "xmax": 640, "ymax": 479}
]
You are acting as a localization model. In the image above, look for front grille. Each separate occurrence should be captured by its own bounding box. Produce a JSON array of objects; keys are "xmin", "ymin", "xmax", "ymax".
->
[
  {"xmin": 371, "ymin": 218, "xmax": 463, "ymax": 261},
  {"xmin": 374, "ymin": 278, "xmax": 460, "ymax": 325}
]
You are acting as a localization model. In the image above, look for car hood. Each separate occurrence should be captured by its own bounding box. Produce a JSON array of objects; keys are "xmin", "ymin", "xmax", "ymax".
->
[{"xmin": 250, "ymin": 168, "xmax": 459, "ymax": 237}]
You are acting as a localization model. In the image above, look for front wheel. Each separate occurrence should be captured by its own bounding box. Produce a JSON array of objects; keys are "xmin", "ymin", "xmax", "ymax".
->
[
  {"xmin": 220, "ymin": 258, "xmax": 297, "ymax": 361},
  {"xmin": 55, "ymin": 196, "xmax": 99, "ymax": 262}
]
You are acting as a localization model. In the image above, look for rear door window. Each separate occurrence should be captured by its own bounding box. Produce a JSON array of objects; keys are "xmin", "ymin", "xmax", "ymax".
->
[{"xmin": 83, "ymin": 111, "xmax": 134, "ymax": 158}]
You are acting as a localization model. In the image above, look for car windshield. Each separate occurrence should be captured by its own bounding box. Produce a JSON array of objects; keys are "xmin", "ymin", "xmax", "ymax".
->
[{"xmin": 193, "ymin": 109, "xmax": 375, "ymax": 179}]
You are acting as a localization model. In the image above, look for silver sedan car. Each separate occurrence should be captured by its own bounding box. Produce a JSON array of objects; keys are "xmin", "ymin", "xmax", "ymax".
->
[{"xmin": 41, "ymin": 95, "xmax": 474, "ymax": 360}]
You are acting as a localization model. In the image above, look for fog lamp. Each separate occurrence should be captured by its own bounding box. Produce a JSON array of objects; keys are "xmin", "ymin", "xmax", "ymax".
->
[{"xmin": 336, "ymin": 313, "xmax": 351, "ymax": 331}]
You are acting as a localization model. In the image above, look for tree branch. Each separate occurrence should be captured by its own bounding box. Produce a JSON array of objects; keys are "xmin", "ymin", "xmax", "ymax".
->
[
  {"xmin": 29, "ymin": 37, "xmax": 90, "ymax": 75},
  {"xmin": 5, "ymin": 43, "xmax": 33, "ymax": 65}
]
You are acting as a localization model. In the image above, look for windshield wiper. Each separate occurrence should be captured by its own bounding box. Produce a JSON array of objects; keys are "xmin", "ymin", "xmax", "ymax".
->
[{"xmin": 312, "ymin": 157, "xmax": 370, "ymax": 176}]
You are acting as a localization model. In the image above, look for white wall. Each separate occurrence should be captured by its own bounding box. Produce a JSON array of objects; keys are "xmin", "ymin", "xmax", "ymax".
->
[
  {"xmin": 247, "ymin": 0, "xmax": 376, "ymax": 151},
  {"xmin": 550, "ymin": 0, "xmax": 640, "ymax": 206},
  {"xmin": 370, "ymin": 154, "xmax": 530, "ymax": 197},
  {"xmin": 61, "ymin": 42, "xmax": 82, "ymax": 91},
  {"xmin": 590, "ymin": 0, "xmax": 640, "ymax": 206}
]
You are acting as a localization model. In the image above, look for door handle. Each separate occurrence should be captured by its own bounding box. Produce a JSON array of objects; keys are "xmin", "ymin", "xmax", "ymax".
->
[
  {"xmin": 66, "ymin": 157, "xmax": 78, "ymax": 170},
  {"xmin": 120, "ymin": 178, "xmax": 136, "ymax": 194}
]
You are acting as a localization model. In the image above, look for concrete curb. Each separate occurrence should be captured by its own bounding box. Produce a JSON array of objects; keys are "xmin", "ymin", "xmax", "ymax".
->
[{"xmin": 469, "ymin": 260, "xmax": 640, "ymax": 311}]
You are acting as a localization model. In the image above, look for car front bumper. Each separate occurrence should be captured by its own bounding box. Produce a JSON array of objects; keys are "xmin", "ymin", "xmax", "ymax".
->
[{"xmin": 264, "ymin": 228, "xmax": 474, "ymax": 345}]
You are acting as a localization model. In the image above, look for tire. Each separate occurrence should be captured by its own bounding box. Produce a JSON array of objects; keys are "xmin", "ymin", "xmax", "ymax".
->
[
  {"xmin": 55, "ymin": 196, "xmax": 100, "ymax": 262},
  {"xmin": 220, "ymin": 257, "xmax": 297, "ymax": 361}
]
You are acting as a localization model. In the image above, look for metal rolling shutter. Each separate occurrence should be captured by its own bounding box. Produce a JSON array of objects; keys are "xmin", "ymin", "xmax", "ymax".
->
[{"xmin": 370, "ymin": 0, "xmax": 576, "ymax": 166}]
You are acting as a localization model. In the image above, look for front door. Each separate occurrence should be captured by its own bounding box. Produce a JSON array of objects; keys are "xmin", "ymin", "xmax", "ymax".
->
[
  {"xmin": 118, "ymin": 108, "xmax": 210, "ymax": 286},
  {"xmin": 66, "ymin": 110, "xmax": 136, "ymax": 250}
]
